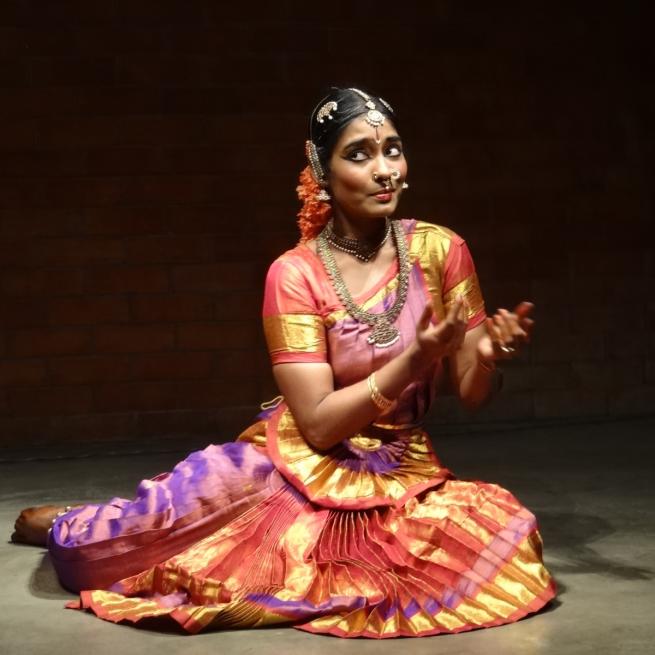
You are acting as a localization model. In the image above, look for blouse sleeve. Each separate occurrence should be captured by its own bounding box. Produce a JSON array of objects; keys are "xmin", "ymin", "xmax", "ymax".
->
[
  {"xmin": 441, "ymin": 235, "xmax": 486, "ymax": 330},
  {"xmin": 262, "ymin": 256, "xmax": 328, "ymax": 365}
]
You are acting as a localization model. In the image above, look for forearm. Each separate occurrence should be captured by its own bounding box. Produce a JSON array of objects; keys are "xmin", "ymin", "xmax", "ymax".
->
[
  {"xmin": 303, "ymin": 342, "xmax": 430, "ymax": 450},
  {"xmin": 456, "ymin": 357, "xmax": 497, "ymax": 410}
]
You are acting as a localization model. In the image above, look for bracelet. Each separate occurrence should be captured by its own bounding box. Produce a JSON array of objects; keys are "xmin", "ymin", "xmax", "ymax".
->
[{"xmin": 367, "ymin": 373, "xmax": 394, "ymax": 412}]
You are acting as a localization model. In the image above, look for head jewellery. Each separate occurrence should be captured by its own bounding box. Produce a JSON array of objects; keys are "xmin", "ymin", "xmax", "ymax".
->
[
  {"xmin": 349, "ymin": 88, "xmax": 387, "ymax": 143},
  {"xmin": 316, "ymin": 100, "xmax": 338, "ymax": 123},
  {"xmin": 305, "ymin": 139, "xmax": 327, "ymax": 186}
]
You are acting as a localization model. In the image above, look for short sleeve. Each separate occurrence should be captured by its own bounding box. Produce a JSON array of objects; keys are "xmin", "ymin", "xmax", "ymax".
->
[
  {"xmin": 262, "ymin": 256, "xmax": 328, "ymax": 365},
  {"xmin": 442, "ymin": 237, "xmax": 486, "ymax": 330}
]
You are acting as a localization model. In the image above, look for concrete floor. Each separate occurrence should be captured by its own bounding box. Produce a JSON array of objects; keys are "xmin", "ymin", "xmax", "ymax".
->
[{"xmin": 1, "ymin": 416, "xmax": 653, "ymax": 655}]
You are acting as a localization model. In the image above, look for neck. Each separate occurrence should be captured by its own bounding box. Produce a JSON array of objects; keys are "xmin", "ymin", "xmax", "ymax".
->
[{"xmin": 331, "ymin": 211, "xmax": 388, "ymax": 242}]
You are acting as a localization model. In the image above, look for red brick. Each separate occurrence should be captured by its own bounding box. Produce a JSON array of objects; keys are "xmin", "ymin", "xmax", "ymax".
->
[
  {"xmin": 132, "ymin": 351, "xmax": 214, "ymax": 381},
  {"xmin": 45, "ymin": 413, "xmax": 139, "ymax": 442},
  {"xmin": 0, "ymin": 149, "xmax": 86, "ymax": 177},
  {"xmin": 130, "ymin": 294, "xmax": 214, "ymax": 322},
  {"xmin": 470, "ymin": 390, "xmax": 533, "ymax": 422},
  {"xmin": 172, "ymin": 263, "xmax": 259, "ymax": 292},
  {"xmin": 0, "ymin": 299, "xmax": 49, "ymax": 328},
  {"xmin": 609, "ymin": 386, "xmax": 655, "ymax": 417},
  {"xmin": 80, "ymin": 207, "xmax": 168, "ymax": 236},
  {"xmin": 84, "ymin": 266, "xmax": 169, "ymax": 293},
  {"xmin": 95, "ymin": 324, "xmax": 175, "ymax": 353},
  {"xmin": 607, "ymin": 331, "xmax": 651, "ymax": 358},
  {"xmin": 7, "ymin": 327, "xmax": 92, "ymax": 357},
  {"xmin": 84, "ymin": 148, "xmax": 165, "ymax": 176},
  {"xmin": 0, "ymin": 360, "xmax": 47, "ymax": 386},
  {"xmin": 571, "ymin": 362, "xmax": 611, "ymax": 390},
  {"xmin": 0, "ymin": 118, "xmax": 37, "ymax": 149},
  {"xmin": 49, "ymin": 355, "xmax": 132, "ymax": 384},
  {"xmin": 0, "ymin": 237, "xmax": 124, "ymax": 267},
  {"xmin": 47, "ymin": 296, "xmax": 130, "ymax": 325},
  {"xmin": 29, "ymin": 56, "xmax": 116, "ymax": 86},
  {"xmin": 8, "ymin": 385, "xmax": 94, "ymax": 416},
  {"xmin": 533, "ymin": 332, "xmax": 605, "ymax": 363},
  {"xmin": 2, "ymin": 86, "xmax": 162, "ymax": 119},
  {"xmin": 165, "ymin": 205, "xmax": 230, "ymax": 234},
  {"xmin": 0, "ymin": 268, "xmax": 84, "ymax": 296},
  {"xmin": 176, "ymin": 321, "xmax": 258, "ymax": 350},
  {"xmin": 214, "ymin": 291, "xmax": 262, "ymax": 321},
  {"xmin": 125, "ymin": 235, "xmax": 213, "ymax": 263},
  {"xmin": 212, "ymin": 349, "xmax": 263, "ymax": 378},
  {"xmin": 534, "ymin": 389, "xmax": 607, "ymax": 419}
]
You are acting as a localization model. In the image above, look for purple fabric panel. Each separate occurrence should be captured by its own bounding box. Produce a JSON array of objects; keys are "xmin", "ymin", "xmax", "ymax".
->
[{"xmin": 48, "ymin": 442, "xmax": 280, "ymax": 591}]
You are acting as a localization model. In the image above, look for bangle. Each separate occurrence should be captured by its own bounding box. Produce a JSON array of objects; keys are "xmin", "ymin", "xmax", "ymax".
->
[{"xmin": 366, "ymin": 373, "xmax": 394, "ymax": 412}]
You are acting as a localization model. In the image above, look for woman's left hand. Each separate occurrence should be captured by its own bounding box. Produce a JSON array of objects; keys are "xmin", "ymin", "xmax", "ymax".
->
[{"xmin": 476, "ymin": 301, "xmax": 535, "ymax": 364}]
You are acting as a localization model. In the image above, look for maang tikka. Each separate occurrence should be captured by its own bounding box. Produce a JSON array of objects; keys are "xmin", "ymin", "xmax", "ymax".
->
[{"xmin": 349, "ymin": 88, "xmax": 388, "ymax": 144}]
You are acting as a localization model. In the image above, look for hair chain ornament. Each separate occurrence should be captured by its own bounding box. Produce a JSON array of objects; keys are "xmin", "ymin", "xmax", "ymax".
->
[
  {"xmin": 316, "ymin": 101, "xmax": 338, "ymax": 123},
  {"xmin": 317, "ymin": 220, "xmax": 411, "ymax": 348},
  {"xmin": 324, "ymin": 218, "xmax": 391, "ymax": 262},
  {"xmin": 305, "ymin": 139, "xmax": 326, "ymax": 185}
]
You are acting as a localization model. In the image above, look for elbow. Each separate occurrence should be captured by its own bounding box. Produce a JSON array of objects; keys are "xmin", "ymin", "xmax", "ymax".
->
[{"xmin": 302, "ymin": 424, "xmax": 334, "ymax": 452}]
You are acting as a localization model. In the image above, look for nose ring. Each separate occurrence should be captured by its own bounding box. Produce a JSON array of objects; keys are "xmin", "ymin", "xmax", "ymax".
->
[{"xmin": 391, "ymin": 170, "xmax": 400, "ymax": 179}]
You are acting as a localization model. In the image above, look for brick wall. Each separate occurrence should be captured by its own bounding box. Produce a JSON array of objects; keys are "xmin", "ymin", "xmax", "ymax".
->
[{"xmin": 1, "ymin": 3, "xmax": 653, "ymax": 448}]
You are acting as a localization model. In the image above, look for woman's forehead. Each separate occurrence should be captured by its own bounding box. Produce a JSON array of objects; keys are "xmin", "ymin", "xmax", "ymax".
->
[{"xmin": 334, "ymin": 118, "xmax": 400, "ymax": 147}]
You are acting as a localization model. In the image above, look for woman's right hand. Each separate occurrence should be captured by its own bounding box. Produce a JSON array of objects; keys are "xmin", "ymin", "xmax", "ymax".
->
[{"xmin": 414, "ymin": 296, "xmax": 468, "ymax": 363}]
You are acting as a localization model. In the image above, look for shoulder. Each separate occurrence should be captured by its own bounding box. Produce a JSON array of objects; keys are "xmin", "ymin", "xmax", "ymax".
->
[
  {"xmin": 266, "ymin": 243, "xmax": 320, "ymax": 284},
  {"xmin": 402, "ymin": 219, "xmax": 466, "ymax": 266}
]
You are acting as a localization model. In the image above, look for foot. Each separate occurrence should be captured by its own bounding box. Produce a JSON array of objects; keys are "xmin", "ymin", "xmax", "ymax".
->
[{"xmin": 11, "ymin": 505, "xmax": 66, "ymax": 547}]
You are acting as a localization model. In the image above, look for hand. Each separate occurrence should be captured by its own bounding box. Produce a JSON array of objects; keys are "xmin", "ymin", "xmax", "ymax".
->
[
  {"xmin": 415, "ymin": 296, "xmax": 469, "ymax": 362},
  {"xmin": 476, "ymin": 301, "xmax": 535, "ymax": 364}
]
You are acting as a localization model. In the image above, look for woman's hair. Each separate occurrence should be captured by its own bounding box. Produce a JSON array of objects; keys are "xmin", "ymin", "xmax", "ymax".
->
[{"xmin": 296, "ymin": 87, "xmax": 398, "ymax": 241}]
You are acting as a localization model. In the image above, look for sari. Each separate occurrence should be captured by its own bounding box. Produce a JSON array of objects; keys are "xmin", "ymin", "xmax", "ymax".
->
[{"xmin": 49, "ymin": 219, "xmax": 556, "ymax": 638}]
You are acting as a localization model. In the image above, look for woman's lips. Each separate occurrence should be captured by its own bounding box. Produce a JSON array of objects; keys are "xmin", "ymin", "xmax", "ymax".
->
[{"xmin": 371, "ymin": 189, "xmax": 394, "ymax": 202}]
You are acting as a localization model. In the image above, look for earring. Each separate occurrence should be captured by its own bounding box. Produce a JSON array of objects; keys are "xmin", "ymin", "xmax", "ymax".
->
[
  {"xmin": 402, "ymin": 182, "xmax": 409, "ymax": 190},
  {"xmin": 316, "ymin": 188, "xmax": 331, "ymax": 202}
]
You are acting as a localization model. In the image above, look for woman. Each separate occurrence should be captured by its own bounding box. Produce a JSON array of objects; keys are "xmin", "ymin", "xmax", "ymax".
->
[{"xmin": 13, "ymin": 87, "xmax": 555, "ymax": 638}]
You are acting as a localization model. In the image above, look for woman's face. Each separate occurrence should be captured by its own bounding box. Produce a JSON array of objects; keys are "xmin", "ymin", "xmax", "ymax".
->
[{"xmin": 327, "ymin": 116, "xmax": 408, "ymax": 224}]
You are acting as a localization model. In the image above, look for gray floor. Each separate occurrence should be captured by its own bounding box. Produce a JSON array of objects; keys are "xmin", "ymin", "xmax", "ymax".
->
[{"xmin": 1, "ymin": 416, "xmax": 653, "ymax": 655}]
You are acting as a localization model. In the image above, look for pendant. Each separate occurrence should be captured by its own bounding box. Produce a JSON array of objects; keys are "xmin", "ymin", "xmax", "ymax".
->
[{"xmin": 367, "ymin": 321, "xmax": 400, "ymax": 348}]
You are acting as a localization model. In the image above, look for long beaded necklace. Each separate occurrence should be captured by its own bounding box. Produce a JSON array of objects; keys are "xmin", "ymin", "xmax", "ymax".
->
[
  {"xmin": 316, "ymin": 219, "xmax": 411, "ymax": 348},
  {"xmin": 323, "ymin": 218, "xmax": 391, "ymax": 262}
]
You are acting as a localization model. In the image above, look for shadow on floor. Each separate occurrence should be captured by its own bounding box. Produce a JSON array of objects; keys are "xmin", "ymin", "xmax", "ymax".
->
[{"xmin": 538, "ymin": 510, "xmax": 654, "ymax": 580}]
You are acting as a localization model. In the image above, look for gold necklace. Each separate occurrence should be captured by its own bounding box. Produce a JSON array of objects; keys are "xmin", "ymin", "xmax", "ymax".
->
[{"xmin": 316, "ymin": 219, "xmax": 411, "ymax": 348}]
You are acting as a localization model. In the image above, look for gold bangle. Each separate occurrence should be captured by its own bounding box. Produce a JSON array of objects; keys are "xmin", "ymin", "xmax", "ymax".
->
[{"xmin": 367, "ymin": 373, "xmax": 394, "ymax": 412}]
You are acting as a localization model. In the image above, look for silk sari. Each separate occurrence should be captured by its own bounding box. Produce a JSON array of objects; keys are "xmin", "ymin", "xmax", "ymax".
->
[{"xmin": 50, "ymin": 220, "xmax": 555, "ymax": 637}]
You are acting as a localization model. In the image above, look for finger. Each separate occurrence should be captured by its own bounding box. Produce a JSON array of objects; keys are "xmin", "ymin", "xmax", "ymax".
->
[
  {"xmin": 500, "ymin": 308, "xmax": 528, "ymax": 341},
  {"xmin": 458, "ymin": 297, "xmax": 469, "ymax": 324},
  {"xmin": 494, "ymin": 312, "xmax": 514, "ymax": 345},
  {"xmin": 418, "ymin": 302, "xmax": 434, "ymax": 331},
  {"xmin": 514, "ymin": 301, "xmax": 534, "ymax": 319},
  {"xmin": 445, "ymin": 296, "xmax": 464, "ymax": 325}
]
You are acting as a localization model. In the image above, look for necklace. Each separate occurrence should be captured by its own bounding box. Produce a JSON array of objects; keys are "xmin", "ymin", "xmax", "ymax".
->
[
  {"xmin": 323, "ymin": 219, "xmax": 391, "ymax": 263},
  {"xmin": 316, "ymin": 219, "xmax": 411, "ymax": 348}
]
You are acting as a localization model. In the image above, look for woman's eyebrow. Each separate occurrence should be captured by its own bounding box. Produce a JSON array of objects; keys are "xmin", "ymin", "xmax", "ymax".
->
[{"xmin": 342, "ymin": 135, "xmax": 402, "ymax": 150}]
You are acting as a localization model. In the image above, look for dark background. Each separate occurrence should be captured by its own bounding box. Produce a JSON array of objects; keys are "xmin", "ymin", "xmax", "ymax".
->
[{"xmin": 1, "ymin": 2, "xmax": 653, "ymax": 450}]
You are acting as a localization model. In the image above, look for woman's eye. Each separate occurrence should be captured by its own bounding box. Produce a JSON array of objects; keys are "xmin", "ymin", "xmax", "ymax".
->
[
  {"xmin": 386, "ymin": 145, "xmax": 402, "ymax": 157},
  {"xmin": 348, "ymin": 150, "xmax": 368, "ymax": 161}
]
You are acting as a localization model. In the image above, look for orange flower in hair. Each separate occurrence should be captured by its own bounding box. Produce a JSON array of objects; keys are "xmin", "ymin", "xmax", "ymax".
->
[{"xmin": 296, "ymin": 166, "xmax": 332, "ymax": 242}]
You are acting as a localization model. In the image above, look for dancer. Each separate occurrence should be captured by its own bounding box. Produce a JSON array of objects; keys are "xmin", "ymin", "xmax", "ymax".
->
[{"xmin": 13, "ymin": 86, "xmax": 555, "ymax": 638}]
